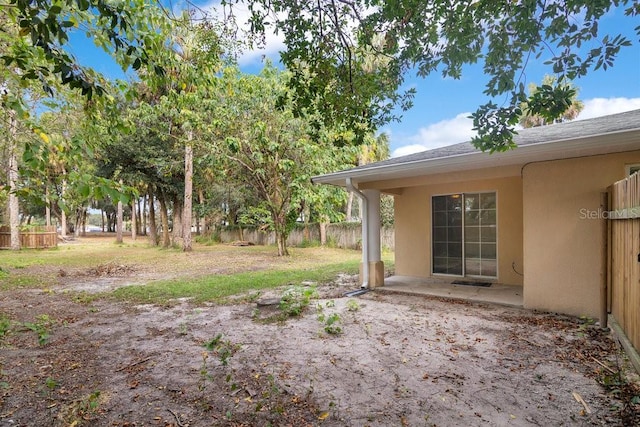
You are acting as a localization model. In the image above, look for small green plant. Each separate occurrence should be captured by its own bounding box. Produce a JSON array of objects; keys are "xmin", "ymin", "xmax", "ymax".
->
[
  {"xmin": 79, "ymin": 391, "xmax": 102, "ymax": 415},
  {"xmin": 279, "ymin": 285, "xmax": 318, "ymax": 317},
  {"xmin": 178, "ymin": 322, "xmax": 189, "ymax": 336},
  {"xmin": 346, "ymin": 299, "xmax": 360, "ymax": 312},
  {"xmin": 316, "ymin": 301, "xmax": 343, "ymax": 335},
  {"xmin": 203, "ymin": 334, "xmax": 240, "ymax": 366},
  {"xmin": 60, "ymin": 390, "xmax": 103, "ymax": 424},
  {"xmin": 323, "ymin": 313, "xmax": 342, "ymax": 335},
  {"xmin": 0, "ymin": 314, "xmax": 11, "ymax": 341},
  {"xmin": 198, "ymin": 351, "xmax": 212, "ymax": 392},
  {"xmin": 23, "ymin": 314, "xmax": 55, "ymax": 346},
  {"xmin": 45, "ymin": 376, "xmax": 58, "ymax": 390}
]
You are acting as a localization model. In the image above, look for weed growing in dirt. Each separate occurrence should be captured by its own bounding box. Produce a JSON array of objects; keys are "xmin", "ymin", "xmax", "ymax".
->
[
  {"xmin": 316, "ymin": 301, "xmax": 343, "ymax": 335},
  {"xmin": 0, "ymin": 314, "xmax": 10, "ymax": 342},
  {"xmin": 59, "ymin": 390, "xmax": 102, "ymax": 425},
  {"xmin": 44, "ymin": 376, "xmax": 58, "ymax": 391},
  {"xmin": 203, "ymin": 333, "xmax": 241, "ymax": 366},
  {"xmin": 346, "ymin": 299, "xmax": 360, "ymax": 312},
  {"xmin": 322, "ymin": 313, "xmax": 342, "ymax": 335},
  {"xmin": 199, "ymin": 334, "xmax": 241, "ymax": 398},
  {"xmin": 198, "ymin": 351, "xmax": 213, "ymax": 392},
  {"xmin": 596, "ymin": 354, "xmax": 640, "ymax": 425},
  {"xmin": 22, "ymin": 314, "xmax": 55, "ymax": 346},
  {"xmin": 279, "ymin": 285, "xmax": 318, "ymax": 317}
]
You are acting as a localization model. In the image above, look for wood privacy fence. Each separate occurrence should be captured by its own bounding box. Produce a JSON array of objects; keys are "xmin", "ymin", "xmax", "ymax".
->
[
  {"xmin": 608, "ymin": 172, "xmax": 640, "ymax": 356},
  {"xmin": 219, "ymin": 223, "xmax": 395, "ymax": 251},
  {"xmin": 0, "ymin": 226, "xmax": 58, "ymax": 249}
]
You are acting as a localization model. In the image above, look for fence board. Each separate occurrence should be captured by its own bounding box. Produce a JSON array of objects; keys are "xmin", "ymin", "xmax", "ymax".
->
[
  {"xmin": 609, "ymin": 172, "xmax": 640, "ymax": 354},
  {"xmin": 219, "ymin": 223, "xmax": 395, "ymax": 251},
  {"xmin": 0, "ymin": 226, "xmax": 58, "ymax": 249}
]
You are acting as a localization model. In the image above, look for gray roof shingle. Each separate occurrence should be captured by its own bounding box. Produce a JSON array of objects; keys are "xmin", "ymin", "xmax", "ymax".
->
[{"xmin": 349, "ymin": 108, "xmax": 640, "ymax": 172}]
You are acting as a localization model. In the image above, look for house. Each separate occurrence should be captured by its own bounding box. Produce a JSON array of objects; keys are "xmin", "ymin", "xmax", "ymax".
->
[{"xmin": 312, "ymin": 109, "xmax": 640, "ymax": 322}]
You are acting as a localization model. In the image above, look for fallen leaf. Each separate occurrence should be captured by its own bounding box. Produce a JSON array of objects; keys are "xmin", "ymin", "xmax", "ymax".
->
[{"xmin": 318, "ymin": 412, "xmax": 329, "ymax": 420}]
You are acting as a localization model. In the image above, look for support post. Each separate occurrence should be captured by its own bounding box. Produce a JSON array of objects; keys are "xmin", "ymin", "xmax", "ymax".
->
[{"xmin": 363, "ymin": 189, "xmax": 384, "ymax": 288}]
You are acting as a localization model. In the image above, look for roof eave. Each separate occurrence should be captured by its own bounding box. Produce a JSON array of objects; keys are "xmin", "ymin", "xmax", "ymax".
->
[{"xmin": 312, "ymin": 128, "xmax": 640, "ymax": 187}]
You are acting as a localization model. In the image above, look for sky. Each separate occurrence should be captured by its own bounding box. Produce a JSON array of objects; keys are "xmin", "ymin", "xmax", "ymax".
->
[{"xmin": 67, "ymin": 1, "xmax": 640, "ymax": 158}]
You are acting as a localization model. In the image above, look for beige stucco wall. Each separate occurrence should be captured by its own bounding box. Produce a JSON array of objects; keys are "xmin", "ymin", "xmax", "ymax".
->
[
  {"xmin": 389, "ymin": 173, "xmax": 524, "ymax": 285},
  {"xmin": 523, "ymin": 150, "xmax": 640, "ymax": 320}
]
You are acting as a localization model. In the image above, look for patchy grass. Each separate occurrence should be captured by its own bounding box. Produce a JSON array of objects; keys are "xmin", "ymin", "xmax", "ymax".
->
[
  {"xmin": 0, "ymin": 234, "xmax": 394, "ymax": 302},
  {"xmin": 110, "ymin": 260, "xmax": 361, "ymax": 305}
]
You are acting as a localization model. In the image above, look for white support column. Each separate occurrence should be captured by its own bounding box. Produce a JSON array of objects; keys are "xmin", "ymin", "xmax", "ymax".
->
[
  {"xmin": 363, "ymin": 189, "xmax": 381, "ymax": 262},
  {"xmin": 363, "ymin": 189, "xmax": 384, "ymax": 287}
]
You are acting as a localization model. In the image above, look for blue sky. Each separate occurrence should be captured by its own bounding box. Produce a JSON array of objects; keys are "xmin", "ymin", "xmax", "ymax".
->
[{"xmin": 67, "ymin": 1, "xmax": 640, "ymax": 157}]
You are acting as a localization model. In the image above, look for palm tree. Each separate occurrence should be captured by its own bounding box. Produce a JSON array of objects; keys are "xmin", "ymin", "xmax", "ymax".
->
[
  {"xmin": 346, "ymin": 132, "xmax": 390, "ymax": 221},
  {"xmin": 519, "ymin": 75, "xmax": 584, "ymax": 128}
]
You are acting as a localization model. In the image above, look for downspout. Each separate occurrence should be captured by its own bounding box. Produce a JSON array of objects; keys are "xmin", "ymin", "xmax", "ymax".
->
[{"xmin": 346, "ymin": 177, "xmax": 369, "ymax": 289}]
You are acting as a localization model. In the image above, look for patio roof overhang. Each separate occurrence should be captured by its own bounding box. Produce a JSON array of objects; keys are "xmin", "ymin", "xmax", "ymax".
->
[{"xmin": 312, "ymin": 127, "xmax": 640, "ymax": 187}]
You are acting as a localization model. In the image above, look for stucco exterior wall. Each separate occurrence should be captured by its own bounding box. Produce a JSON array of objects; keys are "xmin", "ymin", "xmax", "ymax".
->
[
  {"xmin": 391, "ymin": 174, "xmax": 524, "ymax": 285},
  {"xmin": 522, "ymin": 150, "xmax": 640, "ymax": 319}
]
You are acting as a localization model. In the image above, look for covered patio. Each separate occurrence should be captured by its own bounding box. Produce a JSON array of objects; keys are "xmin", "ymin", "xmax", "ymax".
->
[{"xmin": 375, "ymin": 276, "xmax": 524, "ymax": 307}]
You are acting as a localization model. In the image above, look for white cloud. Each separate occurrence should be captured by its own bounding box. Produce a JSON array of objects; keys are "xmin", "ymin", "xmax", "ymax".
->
[
  {"xmin": 391, "ymin": 113, "xmax": 476, "ymax": 157},
  {"xmin": 390, "ymin": 97, "xmax": 640, "ymax": 158},
  {"xmin": 577, "ymin": 97, "xmax": 640, "ymax": 120},
  {"xmin": 195, "ymin": 1, "xmax": 285, "ymax": 66},
  {"xmin": 392, "ymin": 144, "xmax": 429, "ymax": 157}
]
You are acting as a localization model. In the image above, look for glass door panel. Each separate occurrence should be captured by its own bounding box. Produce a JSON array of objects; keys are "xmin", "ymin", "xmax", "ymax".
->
[
  {"xmin": 432, "ymin": 194, "xmax": 463, "ymax": 275},
  {"xmin": 464, "ymin": 192, "xmax": 497, "ymax": 278},
  {"xmin": 433, "ymin": 192, "xmax": 497, "ymax": 278}
]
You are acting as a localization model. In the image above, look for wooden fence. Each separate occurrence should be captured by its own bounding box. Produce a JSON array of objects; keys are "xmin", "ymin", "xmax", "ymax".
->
[
  {"xmin": 0, "ymin": 225, "xmax": 58, "ymax": 249},
  {"xmin": 608, "ymin": 172, "xmax": 640, "ymax": 357},
  {"xmin": 219, "ymin": 223, "xmax": 395, "ymax": 250}
]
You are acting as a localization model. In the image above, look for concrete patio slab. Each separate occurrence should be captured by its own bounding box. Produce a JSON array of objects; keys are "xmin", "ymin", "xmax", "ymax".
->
[{"xmin": 376, "ymin": 275, "xmax": 523, "ymax": 307}]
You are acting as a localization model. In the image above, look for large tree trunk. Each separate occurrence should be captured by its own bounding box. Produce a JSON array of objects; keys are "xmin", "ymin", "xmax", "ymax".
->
[
  {"xmin": 346, "ymin": 192, "xmax": 354, "ymax": 222},
  {"xmin": 320, "ymin": 222, "xmax": 327, "ymax": 246},
  {"xmin": 131, "ymin": 199, "xmax": 137, "ymax": 241},
  {"xmin": 198, "ymin": 189, "xmax": 206, "ymax": 235},
  {"xmin": 158, "ymin": 191, "xmax": 171, "ymax": 248},
  {"xmin": 81, "ymin": 208, "xmax": 87, "ymax": 236},
  {"xmin": 140, "ymin": 196, "xmax": 146, "ymax": 236},
  {"xmin": 272, "ymin": 210, "xmax": 289, "ymax": 256},
  {"xmin": 45, "ymin": 187, "xmax": 51, "ymax": 227},
  {"xmin": 148, "ymin": 189, "xmax": 158, "ymax": 245},
  {"xmin": 116, "ymin": 198, "xmax": 123, "ymax": 243},
  {"xmin": 172, "ymin": 195, "xmax": 183, "ymax": 245},
  {"xmin": 61, "ymin": 177, "xmax": 67, "ymax": 238},
  {"xmin": 182, "ymin": 140, "xmax": 193, "ymax": 252},
  {"xmin": 7, "ymin": 109, "xmax": 20, "ymax": 250},
  {"xmin": 74, "ymin": 208, "xmax": 83, "ymax": 237}
]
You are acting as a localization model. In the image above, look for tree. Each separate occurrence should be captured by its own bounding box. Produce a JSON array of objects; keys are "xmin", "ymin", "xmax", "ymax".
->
[
  {"xmin": 519, "ymin": 76, "xmax": 584, "ymax": 128},
  {"xmin": 346, "ymin": 131, "xmax": 390, "ymax": 222},
  {"xmin": 2, "ymin": 0, "xmax": 168, "ymax": 100},
  {"xmin": 228, "ymin": 0, "xmax": 638, "ymax": 151},
  {"xmin": 219, "ymin": 65, "xmax": 338, "ymax": 256}
]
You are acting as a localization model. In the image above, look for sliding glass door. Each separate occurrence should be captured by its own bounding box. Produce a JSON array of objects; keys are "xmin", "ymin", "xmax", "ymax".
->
[{"xmin": 432, "ymin": 192, "xmax": 497, "ymax": 278}]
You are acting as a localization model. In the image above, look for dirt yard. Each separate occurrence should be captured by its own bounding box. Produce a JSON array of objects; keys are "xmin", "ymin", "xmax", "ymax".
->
[{"xmin": 1, "ymin": 239, "xmax": 639, "ymax": 426}]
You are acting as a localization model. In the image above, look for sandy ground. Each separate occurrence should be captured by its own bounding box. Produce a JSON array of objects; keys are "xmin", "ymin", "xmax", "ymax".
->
[{"xmin": 1, "ymin": 259, "xmax": 639, "ymax": 426}]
